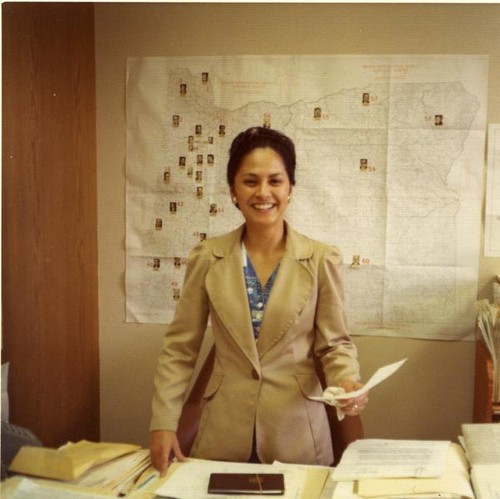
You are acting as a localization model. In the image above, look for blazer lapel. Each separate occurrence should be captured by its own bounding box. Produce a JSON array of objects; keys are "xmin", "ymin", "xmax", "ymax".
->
[
  {"xmin": 205, "ymin": 225, "xmax": 260, "ymax": 370},
  {"xmin": 256, "ymin": 224, "xmax": 315, "ymax": 358}
]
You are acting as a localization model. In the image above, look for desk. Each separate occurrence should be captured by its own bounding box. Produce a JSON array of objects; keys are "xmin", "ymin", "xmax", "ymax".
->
[
  {"xmin": 3, "ymin": 449, "xmax": 477, "ymax": 499},
  {"xmin": 130, "ymin": 460, "xmax": 333, "ymax": 499},
  {"xmin": 2, "ymin": 465, "xmax": 335, "ymax": 499}
]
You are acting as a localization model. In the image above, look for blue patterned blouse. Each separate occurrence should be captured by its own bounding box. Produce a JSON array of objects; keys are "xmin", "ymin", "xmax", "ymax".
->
[{"xmin": 242, "ymin": 245, "xmax": 280, "ymax": 340}]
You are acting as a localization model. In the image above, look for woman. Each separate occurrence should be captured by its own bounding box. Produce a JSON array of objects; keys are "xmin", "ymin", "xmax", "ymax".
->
[{"xmin": 150, "ymin": 126, "xmax": 368, "ymax": 475}]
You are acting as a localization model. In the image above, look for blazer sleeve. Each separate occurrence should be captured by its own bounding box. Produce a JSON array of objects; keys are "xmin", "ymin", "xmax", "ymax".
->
[
  {"xmin": 313, "ymin": 245, "xmax": 361, "ymax": 387},
  {"xmin": 150, "ymin": 242, "xmax": 211, "ymax": 431}
]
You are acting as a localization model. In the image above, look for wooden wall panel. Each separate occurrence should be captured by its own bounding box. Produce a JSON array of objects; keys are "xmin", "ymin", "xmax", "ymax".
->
[{"xmin": 2, "ymin": 3, "xmax": 99, "ymax": 446}]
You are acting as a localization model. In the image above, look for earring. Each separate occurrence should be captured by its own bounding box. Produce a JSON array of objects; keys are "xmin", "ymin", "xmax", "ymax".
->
[{"xmin": 232, "ymin": 197, "xmax": 238, "ymax": 204}]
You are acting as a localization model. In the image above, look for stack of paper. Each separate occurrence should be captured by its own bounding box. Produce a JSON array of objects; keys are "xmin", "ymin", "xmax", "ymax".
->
[
  {"xmin": 461, "ymin": 423, "xmax": 500, "ymax": 499},
  {"xmin": 1, "ymin": 476, "xmax": 116, "ymax": 498},
  {"xmin": 67, "ymin": 448, "xmax": 150, "ymax": 495},
  {"xmin": 476, "ymin": 298, "xmax": 500, "ymax": 402},
  {"xmin": 7, "ymin": 440, "xmax": 151, "ymax": 497},
  {"xmin": 330, "ymin": 439, "xmax": 474, "ymax": 498},
  {"xmin": 137, "ymin": 459, "xmax": 322, "ymax": 499}
]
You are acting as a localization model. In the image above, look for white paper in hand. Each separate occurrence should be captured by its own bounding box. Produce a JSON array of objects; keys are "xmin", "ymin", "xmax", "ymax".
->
[{"xmin": 309, "ymin": 358, "xmax": 407, "ymax": 420}]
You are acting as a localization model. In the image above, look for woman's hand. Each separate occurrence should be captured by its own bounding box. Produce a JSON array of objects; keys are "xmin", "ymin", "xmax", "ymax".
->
[
  {"xmin": 150, "ymin": 430, "xmax": 187, "ymax": 477},
  {"xmin": 338, "ymin": 379, "xmax": 369, "ymax": 416}
]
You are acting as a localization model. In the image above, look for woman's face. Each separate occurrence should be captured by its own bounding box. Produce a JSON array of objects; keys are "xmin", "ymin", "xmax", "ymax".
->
[{"xmin": 231, "ymin": 147, "xmax": 292, "ymax": 230}]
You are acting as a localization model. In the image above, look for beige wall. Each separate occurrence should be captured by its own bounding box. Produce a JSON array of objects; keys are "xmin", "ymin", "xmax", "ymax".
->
[{"xmin": 95, "ymin": 3, "xmax": 500, "ymax": 447}]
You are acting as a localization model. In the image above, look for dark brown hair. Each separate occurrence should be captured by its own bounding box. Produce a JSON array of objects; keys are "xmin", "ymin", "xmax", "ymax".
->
[{"xmin": 226, "ymin": 126, "xmax": 296, "ymax": 187}]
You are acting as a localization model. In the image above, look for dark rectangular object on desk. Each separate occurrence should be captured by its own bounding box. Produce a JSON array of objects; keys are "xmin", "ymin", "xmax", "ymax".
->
[{"xmin": 208, "ymin": 473, "xmax": 285, "ymax": 495}]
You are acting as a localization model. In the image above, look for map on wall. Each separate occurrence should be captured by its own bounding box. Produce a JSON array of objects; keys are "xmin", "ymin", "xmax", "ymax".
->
[{"xmin": 126, "ymin": 55, "xmax": 488, "ymax": 340}]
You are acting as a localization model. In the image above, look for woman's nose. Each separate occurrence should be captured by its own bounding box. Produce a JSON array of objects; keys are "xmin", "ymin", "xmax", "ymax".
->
[{"xmin": 256, "ymin": 182, "xmax": 270, "ymax": 196}]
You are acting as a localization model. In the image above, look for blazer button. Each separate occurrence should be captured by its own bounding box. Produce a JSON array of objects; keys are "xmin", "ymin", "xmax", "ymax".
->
[{"xmin": 251, "ymin": 369, "xmax": 260, "ymax": 380}]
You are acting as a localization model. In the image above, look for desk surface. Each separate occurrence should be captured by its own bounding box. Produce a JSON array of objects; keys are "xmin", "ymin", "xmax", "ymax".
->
[
  {"xmin": 130, "ymin": 460, "xmax": 334, "ymax": 499},
  {"xmin": 1, "ymin": 460, "xmax": 335, "ymax": 499}
]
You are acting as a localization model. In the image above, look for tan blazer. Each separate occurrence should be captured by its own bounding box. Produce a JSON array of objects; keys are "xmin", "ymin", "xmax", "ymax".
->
[{"xmin": 151, "ymin": 222, "xmax": 360, "ymax": 466}]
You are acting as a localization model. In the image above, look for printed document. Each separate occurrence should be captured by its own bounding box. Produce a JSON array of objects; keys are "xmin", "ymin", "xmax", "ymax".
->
[
  {"xmin": 462, "ymin": 423, "xmax": 500, "ymax": 464},
  {"xmin": 331, "ymin": 443, "xmax": 473, "ymax": 499},
  {"xmin": 331, "ymin": 439, "xmax": 450, "ymax": 481}
]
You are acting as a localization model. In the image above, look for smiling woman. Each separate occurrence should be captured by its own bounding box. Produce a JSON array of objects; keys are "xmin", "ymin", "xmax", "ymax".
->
[
  {"xmin": 149, "ymin": 126, "xmax": 368, "ymax": 474},
  {"xmin": 231, "ymin": 148, "xmax": 291, "ymax": 241}
]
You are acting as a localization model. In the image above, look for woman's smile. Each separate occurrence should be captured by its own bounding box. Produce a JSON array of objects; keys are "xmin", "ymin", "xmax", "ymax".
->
[
  {"xmin": 252, "ymin": 202, "xmax": 276, "ymax": 210},
  {"xmin": 231, "ymin": 147, "xmax": 291, "ymax": 228}
]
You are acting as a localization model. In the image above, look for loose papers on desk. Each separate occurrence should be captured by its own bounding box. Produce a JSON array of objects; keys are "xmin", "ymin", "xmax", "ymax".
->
[
  {"xmin": 331, "ymin": 441, "xmax": 474, "ymax": 499},
  {"xmin": 461, "ymin": 423, "xmax": 500, "ymax": 499},
  {"xmin": 469, "ymin": 464, "xmax": 500, "ymax": 499},
  {"xmin": 309, "ymin": 358, "xmax": 407, "ymax": 420},
  {"xmin": 7, "ymin": 440, "xmax": 151, "ymax": 497},
  {"xmin": 475, "ymin": 299, "xmax": 500, "ymax": 402},
  {"xmin": 154, "ymin": 459, "xmax": 309, "ymax": 499},
  {"xmin": 131, "ymin": 460, "xmax": 330, "ymax": 499},
  {"xmin": 67, "ymin": 448, "xmax": 150, "ymax": 495},
  {"xmin": 332, "ymin": 439, "xmax": 450, "ymax": 481},
  {"xmin": 462, "ymin": 423, "xmax": 500, "ymax": 465},
  {"xmin": 9, "ymin": 440, "xmax": 140, "ymax": 481},
  {"xmin": 1, "ymin": 477, "xmax": 116, "ymax": 498}
]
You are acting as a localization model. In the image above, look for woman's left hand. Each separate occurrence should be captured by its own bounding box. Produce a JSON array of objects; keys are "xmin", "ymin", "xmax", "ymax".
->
[{"xmin": 338, "ymin": 379, "xmax": 369, "ymax": 416}]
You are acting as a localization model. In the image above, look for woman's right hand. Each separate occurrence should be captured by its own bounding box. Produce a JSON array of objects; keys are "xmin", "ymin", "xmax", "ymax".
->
[{"xmin": 150, "ymin": 430, "xmax": 187, "ymax": 477}]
